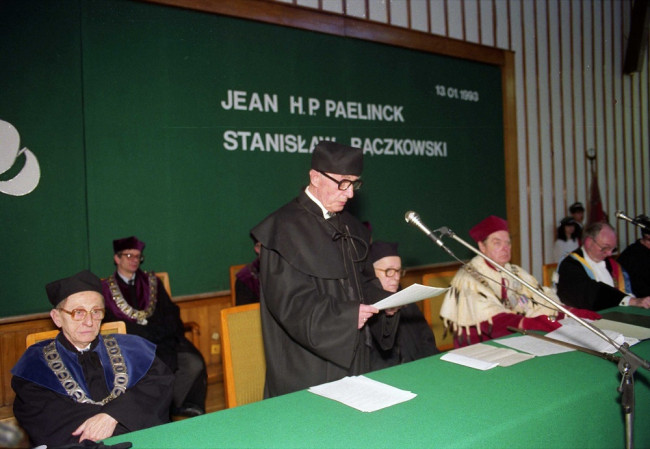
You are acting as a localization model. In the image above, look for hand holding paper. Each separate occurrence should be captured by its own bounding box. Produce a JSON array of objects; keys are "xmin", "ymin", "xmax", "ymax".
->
[{"xmin": 372, "ymin": 283, "xmax": 449, "ymax": 310}]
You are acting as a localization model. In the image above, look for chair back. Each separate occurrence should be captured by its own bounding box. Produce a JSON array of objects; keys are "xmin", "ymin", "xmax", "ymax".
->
[
  {"xmin": 229, "ymin": 264, "xmax": 247, "ymax": 307},
  {"xmin": 155, "ymin": 271, "xmax": 172, "ymax": 296},
  {"xmin": 154, "ymin": 271, "xmax": 200, "ymax": 347},
  {"xmin": 220, "ymin": 303, "xmax": 265, "ymax": 408},
  {"xmin": 542, "ymin": 263, "xmax": 558, "ymax": 287},
  {"xmin": 25, "ymin": 321, "xmax": 126, "ymax": 347},
  {"xmin": 421, "ymin": 269, "xmax": 458, "ymax": 352}
]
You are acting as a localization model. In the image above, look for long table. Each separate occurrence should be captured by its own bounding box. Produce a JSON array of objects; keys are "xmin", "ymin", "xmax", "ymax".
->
[{"xmin": 106, "ymin": 307, "xmax": 650, "ymax": 448}]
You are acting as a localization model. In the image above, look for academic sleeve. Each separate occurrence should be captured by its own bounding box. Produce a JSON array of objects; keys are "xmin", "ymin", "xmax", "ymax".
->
[{"xmin": 100, "ymin": 355, "xmax": 174, "ymax": 432}]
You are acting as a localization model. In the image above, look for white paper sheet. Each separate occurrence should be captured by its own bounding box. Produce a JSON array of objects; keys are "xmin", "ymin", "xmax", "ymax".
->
[
  {"xmin": 308, "ymin": 376, "xmax": 416, "ymax": 412},
  {"xmin": 440, "ymin": 353, "xmax": 498, "ymax": 370},
  {"xmin": 440, "ymin": 342, "xmax": 533, "ymax": 369},
  {"xmin": 372, "ymin": 283, "xmax": 448, "ymax": 310},
  {"xmin": 495, "ymin": 335, "xmax": 573, "ymax": 356},
  {"xmin": 546, "ymin": 323, "xmax": 633, "ymax": 353}
]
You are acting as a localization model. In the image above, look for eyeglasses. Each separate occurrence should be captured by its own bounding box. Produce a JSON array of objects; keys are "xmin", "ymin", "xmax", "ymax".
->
[
  {"xmin": 58, "ymin": 307, "xmax": 105, "ymax": 321},
  {"xmin": 318, "ymin": 171, "xmax": 363, "ymax": 191},
  {"xmin": 592, "ymin": 239, "xmax": 617, "ymax": 254},
  {"xmin": 119, "ymin": 252, "xmax": 144, "ymax": 262},
  {"xmin": 375, "ymin": 268, "xmax": 405, "ymax": 278}
]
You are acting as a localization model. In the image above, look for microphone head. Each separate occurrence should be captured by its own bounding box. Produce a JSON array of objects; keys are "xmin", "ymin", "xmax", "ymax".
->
[{"xmin": 405, "ymin": 211, "xmax": 418, "ymax": 224}]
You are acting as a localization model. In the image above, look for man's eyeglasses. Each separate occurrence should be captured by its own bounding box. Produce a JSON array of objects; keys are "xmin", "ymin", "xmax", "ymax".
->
[
  {"xmin": 119, "ymin": 252, "xmax": 144, "ymax": 263},
  {"xmin": 592, "ymin": 239, "xmax": 617, "ymax": 254},
  {"xmin": 318, "ymin": 171, "xmax": 362, "ymax": 191},
  {"xmin": 58, "ymin": 307, "xmax": 105, "ymax": 321},
  {"xmin": 375, "ymin": 268, "xmax": 405, "ymax": 278}
]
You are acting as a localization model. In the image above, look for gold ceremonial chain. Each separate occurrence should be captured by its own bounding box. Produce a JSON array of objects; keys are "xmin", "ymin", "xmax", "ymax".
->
[
  {"xmin": 43, "ymin": 335, "xmax": 129, "ymax": 405},
  {"xmin": 107, "ymin": 272, "xmax": 158, "ymax": 325}
]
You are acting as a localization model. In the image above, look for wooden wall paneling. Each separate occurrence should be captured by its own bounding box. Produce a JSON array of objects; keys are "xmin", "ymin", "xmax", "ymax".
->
[{"xmin": 0, "ymin": 318, "xmax": 56, "ymax": 419}]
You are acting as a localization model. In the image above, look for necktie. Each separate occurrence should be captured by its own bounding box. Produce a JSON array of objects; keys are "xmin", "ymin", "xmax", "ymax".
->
[
  {"xmin": 128, "ymin": 279, "xmax": 136, "ymax": 301},
  {"xmin": 501, "ymin": 277, "xmax": 508, "ymax": 302}
]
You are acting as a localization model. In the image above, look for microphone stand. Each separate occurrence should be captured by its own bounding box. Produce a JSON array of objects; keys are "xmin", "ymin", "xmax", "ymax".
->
[{"xmin": 435, "ymin": 226, "xmax": 650, "ymax": 449}]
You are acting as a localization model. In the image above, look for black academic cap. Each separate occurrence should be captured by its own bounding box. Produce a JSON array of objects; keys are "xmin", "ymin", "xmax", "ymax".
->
[
  {"xmin": 311, "ymin": 141, "xmax": 363, "ymax": 176},
  {"xmin": 45, "ymin": 270, "xmax": 103, "ymax": 307},
  {"xmin": 369, "ymin": 241, "xmax": 399, "ymax": 263}
]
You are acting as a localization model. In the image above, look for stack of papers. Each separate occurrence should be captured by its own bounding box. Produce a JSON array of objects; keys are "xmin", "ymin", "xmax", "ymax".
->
[
  {"xmin": 496, "ymin": 318, "xmax": 639, "ymax": 357},
  {"xmin": 439, "ymin": 316, "xmax": 647, "ymax": 370},
  {"xmin": 308, "ymin": 376, "xmax": 416, "ymax": 412}
]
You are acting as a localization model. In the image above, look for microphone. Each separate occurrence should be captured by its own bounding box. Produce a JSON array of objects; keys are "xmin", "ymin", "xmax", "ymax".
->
[
  {"xmin": 404, "ymin": 211, "xmax": 456, "ymax": 257},
  {"xmin": 616, "ymin": 210, "xmax": 649, "ymax": 231}
]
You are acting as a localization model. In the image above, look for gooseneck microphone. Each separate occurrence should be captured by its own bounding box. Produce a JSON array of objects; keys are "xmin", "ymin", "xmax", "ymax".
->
[
  {"xmin": 404, "ymin": 211, "xmax": 456, "ymax": 257},
  {"xmin": 616, "ymin": 210, "xmax": 649, "ymax": 231}
]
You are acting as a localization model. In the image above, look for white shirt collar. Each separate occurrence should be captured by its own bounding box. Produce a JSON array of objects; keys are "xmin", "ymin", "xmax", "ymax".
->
[
  {"xmin": 305, "ymin": 186, "xmax": 333, "ymax": 219},
  {"xmin": 76, "ymin": 343, "xmax": 92, "ymax": 352},
  {"xmin": 117, "ymin": 271, "xmax": 136, "ymax": 284},
  {"xmin": 581, "ymin": 246, "xmax": 614, "ymax": 287}
]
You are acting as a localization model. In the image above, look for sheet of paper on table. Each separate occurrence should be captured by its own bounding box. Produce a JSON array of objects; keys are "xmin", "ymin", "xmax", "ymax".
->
[
  {"xmin": 372, "ymin": 283, "xmax": 448, "ymax": 310},
  {"xmin": 308, "ymin": 376, "xmax": 417, "ymax": 412},
  {"xmin": 593, "ymin": 318, "xmax": 650, "ymax": 341},
  {"xmin": 440, "ymin": 343, "xmax": 534, "ymax": 370}
]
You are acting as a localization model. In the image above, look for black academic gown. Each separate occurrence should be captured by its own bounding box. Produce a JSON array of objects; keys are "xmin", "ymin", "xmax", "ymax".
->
[
  {"xmin": 102, "ymin": 270, "xmax": 186, "ymax": 371},
  {"xmin": 101, "ymin": 270, "xmax": 207, "ymax": 409},
  {"xmin": 11, "ymin": 333, "xmax": 173, "ymax": 447},
  {"xmin": 371, "ymin": 302, "xmax": 439, "ymax": 369},
  {"xmin": 556, "ymin": 248, "xmax": 627, "ymax": 310},
  {"xmin": 252, "ymin": 191, "xmax": 399, "ymax": 398},
  {"xmin": 618, "ymin": 240, "xmax": 650, "ymax": 297}
]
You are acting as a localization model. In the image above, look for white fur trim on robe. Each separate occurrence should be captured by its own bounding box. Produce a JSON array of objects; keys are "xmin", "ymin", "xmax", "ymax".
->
[{"xmin": 439, "ymin": 255, "xmax": 561, "ymax": 336}]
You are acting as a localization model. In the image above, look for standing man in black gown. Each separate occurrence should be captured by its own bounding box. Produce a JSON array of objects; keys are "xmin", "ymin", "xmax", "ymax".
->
[{"xmin": 252, "ymin": 141, "xmax": 399, "ymax": 398}]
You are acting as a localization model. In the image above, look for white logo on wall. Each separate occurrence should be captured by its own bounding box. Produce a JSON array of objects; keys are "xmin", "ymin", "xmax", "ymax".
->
[{"xmin": 0, "ymin": 119, "xmax": 40, "ymax": 196}]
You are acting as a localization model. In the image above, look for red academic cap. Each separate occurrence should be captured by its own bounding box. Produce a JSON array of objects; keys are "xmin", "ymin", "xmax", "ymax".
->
[{"xmin": 469, "ymin": 216, "xmax": 509, "ymax": 243}]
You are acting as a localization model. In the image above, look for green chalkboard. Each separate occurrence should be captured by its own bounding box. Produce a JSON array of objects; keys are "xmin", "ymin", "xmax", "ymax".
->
[{"xmin": 0, "ymin": 0, "xmax": 505, "ymax": 317}]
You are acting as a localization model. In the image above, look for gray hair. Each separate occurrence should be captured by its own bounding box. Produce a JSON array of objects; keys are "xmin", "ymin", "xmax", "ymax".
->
[{"xmin": 583, "ymin": 221, "xmax": 614, "ymax": 241}]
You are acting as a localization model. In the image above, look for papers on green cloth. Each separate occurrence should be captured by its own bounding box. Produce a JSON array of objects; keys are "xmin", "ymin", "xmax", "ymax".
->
[
  {"xmin": 440, "ymin": 343, "xmax": 534, "ymax": 370},
  {"xmin": 372, "ymin": 283, "xmax": 448, "ymax": 310},
  {"xmin": 495, "ymin": 319, "xmax": 639, "ymax": 357},
  {"xmin": 594, "ymin": 318, "xmax": 650, "ymax": 340},
  {"xmin": 308, "ymin": 376, "xmax": 416, "ymax": 412}
]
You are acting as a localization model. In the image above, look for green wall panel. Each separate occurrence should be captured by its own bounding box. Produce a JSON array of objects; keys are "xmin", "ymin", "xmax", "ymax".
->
[{"xmin": 0, "ymin": 0, "xmax": 504, "ymax": 317}]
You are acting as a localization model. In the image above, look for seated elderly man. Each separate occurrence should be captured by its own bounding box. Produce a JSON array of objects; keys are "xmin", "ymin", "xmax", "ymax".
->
[
  {"xmin": 369, "ymin": 241, "xmax": 437, "ymax": 368},
  {"xmin": 11, "ymin": 270, "xmax": 173, "ymax": 447},
  {"xmin": 440, "ymin": 216, "xmax": 598, "ymax": 347},
  {"xmin": 557, "ymin": 221, "xmax": 650, "ymax": 310}
]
